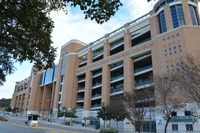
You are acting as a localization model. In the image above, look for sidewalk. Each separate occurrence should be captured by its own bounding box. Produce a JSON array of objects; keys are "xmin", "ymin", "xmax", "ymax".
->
[{"xmin": 40, "ymin": 119, "xmax": 100, "ymax": 133}]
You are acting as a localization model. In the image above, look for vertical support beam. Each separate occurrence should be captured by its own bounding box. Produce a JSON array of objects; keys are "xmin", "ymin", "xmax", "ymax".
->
[
  {"xmin": 87, "ymin": 44, "xmax": 93, "ymax": 64},
  {"xmin": 150, "ymin": 11, "xmax": 160, "ymax": 38},
  {"xmin": 41, "ymin": 86, "xmax": 51, "ymax": 110},
  {"xmin": 124, "ymin": 23, "xmax": 132, "ymax": 49},
  {"xmin": 101, "ymin": 64, "xmax": 110, "ymax": 106},
  {"xmin": 124, "ymin": 57, "xmax": 134, "ymax": 93},
  {"xmin": 104, "ymin": 35, "xmax": 110, "ymax": 58},
  {"xmin": 164, "ymin": 5, "xmax": 173, "ymax": 31},
  {"xmin": 53, "ymin": 59, "xmax": 62, "ymax": 111},
  {"xmin": 182, "ymin": 0, "xmax": 193, "ymax": 26},
  {"xmin": 84, "ymin": 70, "xmax": 92, "ymax": 110},
  {"xmin": 28, "ymin": 73, "xmax": 43, "ymax": 111}
]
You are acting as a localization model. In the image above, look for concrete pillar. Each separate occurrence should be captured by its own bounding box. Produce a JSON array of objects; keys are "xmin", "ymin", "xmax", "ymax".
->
[
  {"xmin": 53, "ymin": 58, "xmax": 62, "ymax": 112},
  {"xmin": 62, "ymin": 54, "xmax": 79, "ymax": 109},
  {"xmin": 104, "ymin": 35, "xmax": 110, "ymax": 58},
  {"xmin": 124, "ymin": 57, "xmax": 134, "ymax": 93},
  {"xmin": 28, "ymin": 73, "xmax": 43, "ymax": 111},
  {"xmin": 84, "ymin": 70, "xmax": 92, "ymax": 110},
  {"xmin": 150, "ymin": 11, "xmax": 160, "ymax": 38},
  {"xmin": 87, "ymin": 45, "xmax": 93, "ymax": 64},
  {"xmin": 101, "ymin": 64, "xmax": 110, "ymax": 106},
  {"xmin": 182, "ymin": 0, "xmax": 193, "ymax": 26},
  {"xmin": 124, "ymin": 23, "xmax": 132, "ymax": 49},
  {"xmin": 164, "ymin": 5, "xmax": 173, "ymax": 30},
  {"xmin": 41, "ymin": 86, "xmax": 51, "ymax": 110}
]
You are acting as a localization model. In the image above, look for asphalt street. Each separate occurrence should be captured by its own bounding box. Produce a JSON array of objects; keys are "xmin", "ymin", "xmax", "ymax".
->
[{"xmin": 0, "ymin": 115, "xmax": 97, "ymax": 133}]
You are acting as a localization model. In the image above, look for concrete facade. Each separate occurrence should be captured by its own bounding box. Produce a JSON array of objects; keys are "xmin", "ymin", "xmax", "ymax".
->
[{"xmin": 11, "ymin": 0, "xmax": 200, "ymax": 132}]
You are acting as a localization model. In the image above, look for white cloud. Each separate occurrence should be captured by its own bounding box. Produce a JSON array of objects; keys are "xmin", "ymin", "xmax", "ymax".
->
[{"xmin": 124, "ymin": 0, "xmax": 157, "ymax": 19}]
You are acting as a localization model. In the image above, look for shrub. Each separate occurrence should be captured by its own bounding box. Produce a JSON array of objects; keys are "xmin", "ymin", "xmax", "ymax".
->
[{"xmin": 99, "ymin": 128, "xmax": 118, "ymax": 133}]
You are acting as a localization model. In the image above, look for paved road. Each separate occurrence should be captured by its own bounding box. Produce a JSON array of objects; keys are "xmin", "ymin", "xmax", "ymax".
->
[{"xmin": 0, "ymin": 116, "xmax": 97, "ymax": 133}]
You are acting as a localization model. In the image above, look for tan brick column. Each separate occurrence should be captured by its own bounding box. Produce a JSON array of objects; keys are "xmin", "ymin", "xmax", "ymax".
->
[
  {"xmin": 28, "ymin": 73, "xmax": 43, "ymax": 111},
  {"xmin": 104, "ymin": 35, "xmax": 110, "ymax": 57},
  {"xmin": 87, "ymin": 44, "xmax": 93, "ymax": 64},
  {"xmin": 164, "ymin": 5, "xmax": 173, "ymax": 31},
  {"xmin": 101, "ymin": 64, "xmax": 110, "ymax": 106},
  {"xmin": 150, "ymin": 11, "xmax": 160, "ymax": 38},
  {"xmin": 50, "ymin": 82, "xmax": 56, "ymax": 110},
  {"xmin": 124, "ymin": 23, "xmax": 132, "ymax": 49},
  {"xmin": 124, "ymin": 57, "xmax": 134, "ymax": 93},
  {"xmin": 53, "ymin": 59, "xmax": 62, "ymax": 111},
  {"xmin": 41, "ymin": 86, "xmax": 51, "ymax": 110},
  {"xmin": 83, "ymin": 46, "xmax": 93, "ymax": 110},
  {"xmin": 182, "ymin": 0, "xmax": 193, "ymax": 26},
  {"xmin": 19, "ymin": 95, "xmax": 23, "ymax": 111},
  {"xmin": 84, "ymin": 70, "xmax": 92, "ymax": 110}
]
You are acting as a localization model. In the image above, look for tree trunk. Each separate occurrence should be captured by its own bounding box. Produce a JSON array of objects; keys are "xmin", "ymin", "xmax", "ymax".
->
[
  {"xmin": 104, "ymin": 120, "xmax": 105, "ymax": 128},
  {"xmin": 164, "ymin": 119, "xmax": 170, "ymax": 133}
]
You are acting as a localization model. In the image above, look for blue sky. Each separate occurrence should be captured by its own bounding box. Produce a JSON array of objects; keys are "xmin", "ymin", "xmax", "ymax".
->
[{"xmin": 1, "ymin": 0, "xmax": 194, "ymax": 99}]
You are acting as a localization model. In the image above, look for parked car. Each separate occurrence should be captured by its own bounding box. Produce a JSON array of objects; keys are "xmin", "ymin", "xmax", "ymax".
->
[{"xmin": 0, "ymin": 116, "xmax": 8, "ymax": 122}]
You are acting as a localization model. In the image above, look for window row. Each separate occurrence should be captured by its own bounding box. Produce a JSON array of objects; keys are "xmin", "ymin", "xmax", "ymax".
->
[{"xmin": 158, "ymin": 4, "xmax": 199, "ymax": 33}]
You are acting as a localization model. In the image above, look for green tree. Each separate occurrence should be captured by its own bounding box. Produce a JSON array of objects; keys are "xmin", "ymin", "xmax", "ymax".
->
[
  {"xmin": 58, "ymin": 107, "xmax": 77, "ymax": 125},
  {"xmin": 0, "ymin": 0, "xmax": 56, "ymax": 85},
  {"xmin": 106, "ymin": 96, "xmax": 126, "ymax": 131},
  {"xmin": 97, "ymin": 106, "xmax": 112, "ymax": 128},
  {"xmin": 5, "ymin": 107, "xmax": 12, "ymax": 112}
]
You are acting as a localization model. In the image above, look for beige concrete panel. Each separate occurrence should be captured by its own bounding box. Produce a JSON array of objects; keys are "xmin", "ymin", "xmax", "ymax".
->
[
  {"xmin": 124, "ymin": 57, "xmax": 134, "ymax": 93},
  {"xmin": 50, "ymin": 82, "xmax": 56, "ymax": 110},
  {"xmin": 41, "ymin": 86, "xmax": 52, "ymax": 110},
  {"xmin": 84, "ymin": 71, "xmax": 92, "ymax": 110},
  {"xmin": 101, "ymin": 64, "xmax": 110, "ymax": 106},
  {"xmin": 182, "ymin": 27, "xmax": 200, "ymax": 59},
  {"xmin": 28, "ymin": 73, "xmax": 43, "ymax": 111},
  {"xmin": 164, "ymin": 5, "xmax": 173, "ymax": 31},
  {"xmin": 104, "ymin": 39, "xmax": 110, "ymax": 58},
  {"xmin": 150, "ymin": 13, "xmax": 160, "ymax": 38},
  {"xmin": 151, "ymin": 37, "xmax": 167, "ymax": 75},
  {"xmin": 87, "ymin": 47, "xmax": 93, "ymax": 64},
  {"xmin": 62, "ymin": 55, "xmax": 78, "ymax": 109},
  {"xmin": 182, "ymin": 1, "xmax": 193, "ymax": 26},
  {"xmin": 23, "ymin": 77, "xmax": 31, "ymax": 111},
  {"xmin": 53, "ymin": 59, "xmax": 62, "ymax": 110},
  {"xmin": 124, "ymin": 23, "xmax": 132, "ymax": 49}
]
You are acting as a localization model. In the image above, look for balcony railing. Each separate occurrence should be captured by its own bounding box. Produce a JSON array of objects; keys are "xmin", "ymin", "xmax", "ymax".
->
[
  {"xmin": 93, "ymin": 53, "xmax": 103, "ymax": 61},
  {"xmin": 92, "ymin": 94, "xmax": 101, "ymax": 98},
  {"xmin": 92, "ymin": 83, "xmax": 102, "ymax": 89},
  {"xmin": 111, "ymin": 64, "xmax": 124, "ymax": 71},
  {"xmin": 77, "ymin": 98, "xmax": 84, "ymax": 103},
  {"xmin": 134, "ymin": 67, "xmax": 153, "ymax": 76},
  {"xmin": 91, "ymin": 104, "xmax": 101, "ymax": 109},
  {"xmin": 134, "ymin": 65, "xmax": 152, "ymax": 73},
  {"xmin": 77, "ymin": 88, "xmax": 85, "ymax": 92},
  {"xmin": 110, "ymin": 75, "xmax": 124, "ymax": 83},
  {"xmin": 135, "ymin": 79, "xmax": 153, "ymax": 87},
  {"xmin": 110, "ymin": 85, "xmax": 124, "ymax": 93},
  {"xmin": 93, "ymin": 72, "xmax": 102, "ymax": 78},
  {"xmin": 79, "ymin": 60, "xmax": 87, "ymax": 67},
  {"xmin": 78, "ymin": 78, "xmax": 86, "ymax": 83},
  {"xmin": 110, "ymin": 42, "xmax": 124, "ymax": 51}
]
